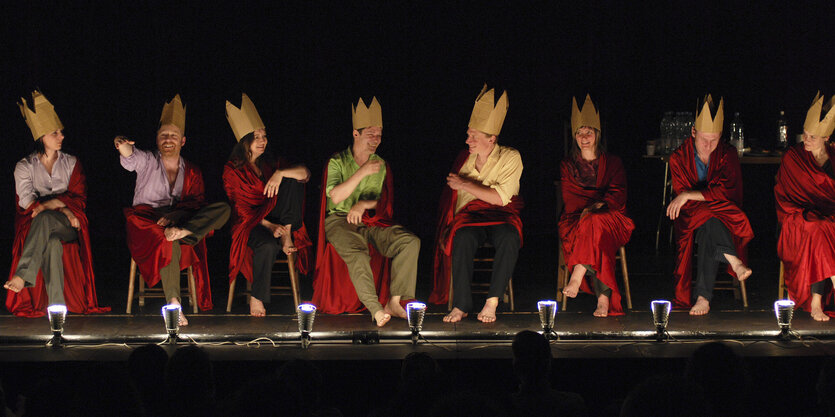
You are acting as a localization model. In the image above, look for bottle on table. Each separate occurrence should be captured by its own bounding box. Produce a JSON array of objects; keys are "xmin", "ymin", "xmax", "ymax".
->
[
  {"xmin": 729, "ymin": 112, "xmax": 745, "ymax": 155},
  {"xmin": 777, "ymin": 110, "xmax": 788, "ymax": 149}
]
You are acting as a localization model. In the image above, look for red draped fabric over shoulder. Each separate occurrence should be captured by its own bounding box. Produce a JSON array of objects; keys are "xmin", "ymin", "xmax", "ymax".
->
[
  {"xmin": 428, "ymin": 150, "xmax": 524, "ymax": 306},
  {"xmin": 669, "ymin": 137, "xmax": 753, "ymax": 309},
  {"xmin": 6, "ymin": 162, "xmax": 110, "ymax": 317},
  {"xmin": 223, "ymin": 160, "xmax": 313, "ymax": 284},
  {"xmin": 123, "ymin": 161, "xmax": 213, "ymax": 311},
  {"xmin": 558, "ymin": 153, "xmax": 634, "ymax": 316},
  {"xmin": 311, "ymin": 162, "xmax": 395, "ymax": 314},
  {"xmin": 775, "ymin": 143, "xmax": 835, "ymax": 315}
]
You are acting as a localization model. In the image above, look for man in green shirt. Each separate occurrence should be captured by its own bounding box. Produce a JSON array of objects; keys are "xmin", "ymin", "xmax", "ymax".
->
[{"xmin": 323, "ymin": 97, "xmax": 420, "ymax": 327}]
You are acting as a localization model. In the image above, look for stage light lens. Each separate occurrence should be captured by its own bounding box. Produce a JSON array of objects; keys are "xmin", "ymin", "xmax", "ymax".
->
[
  {"xmin": 297, "ymin": 303, "xmax": 317, "ymax": 334},
  {"xmin": 537, "ymin": 300, "xmax": 557, "ymax": 331},
  {"xmin": 774, "ymin": 300, "xmax": 795, "ymax": 328},
  {"xmin": 47, "ymin": 304, "xmax": 67, "ymax": 334},
  {"xmin": 651, "ymin": 300, "xmax": 671, "ymax": 329},
  {"xmin": 406, "ymin": 302, "xmax": 426, "ymax": 332},
  {"xmin": 162, "ymin": 304, "xmax": 181, "ymax": 336}
]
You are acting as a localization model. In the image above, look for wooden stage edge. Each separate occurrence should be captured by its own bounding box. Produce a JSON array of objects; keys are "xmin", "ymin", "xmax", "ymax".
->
[{"xmin": 2, "ymin": 311, "xmax": 835, "ymax": 361}]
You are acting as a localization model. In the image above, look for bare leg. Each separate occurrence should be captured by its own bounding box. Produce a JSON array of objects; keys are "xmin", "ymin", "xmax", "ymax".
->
[
  {"xmin": 169, "ymin": 297, "xmax": 188, "ymax": 326},
  {"xmin": 443, "ymin": 307, "xmax": 468, "ymax": 323},
  {"xmin": 723, "ymin": 253, "xmax": 752, "ymax": 281},
  {"xmin": 373, "ymin": 310, "xmax": 391, "ymax": 327},
  {"xmin": 3, "ymin": 276, "xmax": 25, "ymax": 293},
  {"xmin": 477, "ymin": 297, "xmax": 499, "ymax": 323},
  {"xmin": 249, "ymin": 296, "xmax": 266, "ymax": 317},
  {"xmin": 563, "ymin": 264, "xmax": 586, "ymax": 298},
  {"xmin": 689, "ymin": 296, "xmax": 710, "ymax": 315},
  {"xmin": 164, "ymin": 227, "xmax": 193, "ymax": 242},
  {"xmin": 594, "ymin": 294, "xmax": 609, "ymax": 317},
  {"xmin": 384, "ymin": 295, "xmax": 407, "ymax": 319}
]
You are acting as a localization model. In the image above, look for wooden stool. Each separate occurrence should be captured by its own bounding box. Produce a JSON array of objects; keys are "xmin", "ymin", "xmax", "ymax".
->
[
  {"xmin": 226, "ymin": 252, "xmax": 301, "ymax": 312},
  {"xmin": 778, "ymin": 261, "xmax": 786, "ymax": 300},
  {"xmin": 126, "ymin": 258, "xmax": 197, "ymax": 314},
  {"xmin": 714, "ymin": 273, "xmax": 748, "ymax": 308},
  {"xmin": 557, "ymin": 246, "xmax": 632, "ymax": 311},
  {"xmin": 447, "ymin": 243, "xmax": 515, "ymax": 312}
]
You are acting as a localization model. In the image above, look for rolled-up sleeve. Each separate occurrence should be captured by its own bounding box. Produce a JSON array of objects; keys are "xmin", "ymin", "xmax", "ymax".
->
[
  {"xmin": 325, "ymin": 157, "xmax": 342, "ymax": 199},
  {"xmin": 120, "ymin": 148, "xmax": 152, "ymax": 172},
  {"xmin": 14, "ymin": 160, "xmax": 36, "ymax": 209},
  {"xmin": 490, "ymin": 150, "xmax": 523, "ymax": 206}
]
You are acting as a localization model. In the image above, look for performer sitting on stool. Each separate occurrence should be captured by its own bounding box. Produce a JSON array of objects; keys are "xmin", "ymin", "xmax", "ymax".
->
[
  {"xmin": 667, "ymin": 95, "xmax": 753, "ymax": 315},
  {"xmin": 223, "ymin": 94, "xmax": 312, "ymax": 317},
  {"xmin": 429, "ymin": 85, "xmax": 523, "ymax": 323},
  {"xmin": 775, "ymin": 92, "xmax": 835, "ymax": 321},
  {"xmin": 115, "ymin": 94, "xmax": 230, "ymax": 325},
  {"xmin": 6, "ymin": 91, "xmax": 109, "ymax": 317},
  {"xmin": 560, "ymin": 95, "xmax": 634, "ymax": 317}
]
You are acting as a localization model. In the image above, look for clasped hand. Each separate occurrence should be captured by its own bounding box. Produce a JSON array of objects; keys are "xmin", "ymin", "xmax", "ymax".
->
[
  {"xmin": 446, "ymin": 173, "xmax": 469, "ymax": 191},
  {"xmin": 666, "ymin": 191, "xmax": 694, "ymax": 220},
  {"xmin": 157, "ymin": 210, "xmax": 187, "ymax": 227}
]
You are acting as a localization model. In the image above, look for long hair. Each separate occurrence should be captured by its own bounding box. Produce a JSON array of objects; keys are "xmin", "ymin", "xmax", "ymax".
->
[
  {"xmin": 228, "ymin": 132, "xmax": 272, "ymax": 171},
  {"xmin": 568, "ymin": 127, "xmax": 605, "ymax": 161},
  {"xmin": 33, "ymin": 137, "xmax": 45, "ymax": 155}
]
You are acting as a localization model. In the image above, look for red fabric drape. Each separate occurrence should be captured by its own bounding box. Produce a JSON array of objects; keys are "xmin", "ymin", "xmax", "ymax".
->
[
  {"xmin": 428, "ymin": 150, "xmax": 524, "ymax": 305},
  {"xmin": 223, "ymin": 160, "xmax": 313, "ymax": 284},
  {"xmin": 311, "ymin": 160, "xmax": 395, "ymax": 314},
  {"xmin": 558, "ymin": 153, "xmax": 634, "ymax": 316},
  {"xmin": 669, "ymin": 137, "xmax": 753, "ymax": 309},
  {"xmin": 6, "ymin": 161, "xmax": 110, "ymax": 317},
  {"xmin": 123, "ymin": 161, "xmax": 213, "ymax": 311},
  {"xmin": 775, "ymin": 143, "xmax": 835, "ymax": 315}
]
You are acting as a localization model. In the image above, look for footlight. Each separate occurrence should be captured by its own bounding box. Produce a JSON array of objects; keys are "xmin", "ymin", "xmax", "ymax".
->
[
  {"xmin": 297, "ymin": 303, "xmax": 317, "ymax": 349},
  {"xmin": 774, "ymin": 300, "xmax": 796, "ymax": 340},
  {"xmin": 650, "ymin": 300, "xmax": 672, "ymax": 342},
  {"xmin": 537, "ymin": 300, "xmax": 558, "ymax": 339},
  {"xmin": 46, "ymin": 305, "xmax": 67, "ymax": 348},
  {"xmin": 406, "ymin": 302, "xmax": 426, "ymax": 345},
  {"xmin": 161, "ymin": 304, "xmax": 181, "ymax": 344}
]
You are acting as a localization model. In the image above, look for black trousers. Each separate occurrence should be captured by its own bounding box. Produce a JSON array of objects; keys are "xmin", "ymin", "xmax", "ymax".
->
[
  {"xmin": 811, "ymin": 278, "xmax": 832, "ymax": 296},
  {"xmin": 694, "ymin": 218, "xmax": 737, "ymax": 302},
  {"xmin": 451, "ymin": 223, "xmax": 520, "ymax": 313},
  {"xmin": 583, "ymin": 266, "xmax": 612, "ymax": 298},
  {"xmin": 246, "ymin": 178, "xmax": 304, "ymax": 303}
]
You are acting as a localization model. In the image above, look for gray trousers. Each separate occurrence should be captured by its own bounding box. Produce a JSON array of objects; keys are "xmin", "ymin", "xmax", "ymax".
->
[
  {"xmin": 324, "ymin": 214, "xmax": 420, "ymax": 316},
  {"xmin": 15, "ymin": 210, "xmax": 78, "ymax": 305}
]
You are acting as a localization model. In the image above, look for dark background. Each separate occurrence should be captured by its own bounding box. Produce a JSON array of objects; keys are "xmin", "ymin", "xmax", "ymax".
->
[{"xmin": 1, "ymin": 1, "xmax": 834, "ymax": 309}]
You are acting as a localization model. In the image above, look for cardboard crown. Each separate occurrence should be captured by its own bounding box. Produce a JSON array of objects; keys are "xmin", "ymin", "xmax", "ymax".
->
[
  {"xmin": 693, "ymin": 94, "xmax": 724, "ymax": 134},
  {"xmin": 352, "ymin": 97, "xmax": 383, "ymax": 130},
  {"xmin": 226, "ymin": 94, "xmax": 266, "ymax": 141},
  {"xmin": 19, "ymin": 90, "xmax": 63, "ymax": 140},
  {"xmin": 803, "ymin": 91, "xmax": 835, "ymax": 137},
  {"xmin": 468, "ymin": 84, "xmax": 508, "ymax": 136},
  {"xmin": 160, "ymin": 94, "xmax": 186, "ymax": 134},
  {"xmin": 571, "ymin": 94, "xmax": 601, "ymax": 134}
]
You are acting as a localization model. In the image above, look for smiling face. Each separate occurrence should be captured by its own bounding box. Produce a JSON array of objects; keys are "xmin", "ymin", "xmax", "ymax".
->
[
  {"xmin": 40, "ymin": 129, "xmax": 65, "ymax": 153},
  {"xmin": 692, "ymin": 127, "xmax": 721, "ymax": 159},
  {"xmin": 156, "ymin": 124, "xmax": 185, "ymax": 158},
  {"xmin": 465, "ymin": 128, "xmax": 496, "ymax": 156},
  {"xmin": 249, "ymin": 128, "xmax": 267, "ymax": 161},
  {"xmin": 802, "ymin": 129, "xmax": 830, "ymax": 154},
  {"xmin": 574, "ymin": 126, "xmax": 598, "ymax": 156},
  {"xmin": 352, "ymin": 126, "xmax": 382, "ymax": 154}
]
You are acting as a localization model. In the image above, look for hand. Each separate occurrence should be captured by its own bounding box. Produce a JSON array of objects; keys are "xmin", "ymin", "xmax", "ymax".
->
[
  {"xmin": 347, "ymin": 202, "xmax": 367, "ymax": 225},
  {"xmin": 359, "ymin": 160, "xmax": 383, "ymax": 178},
  {"xmin": 114, "ymin": 135, "xmax": 135, "ymax": 151},
  {"xmin": 31, "ymin": 204, "xmax": 46, "ymax": 218},
  {"xmin": 157, "ymin": 210, "xmax": 186, "ymax": 227},
  {"xmin": 263, "ymin": 170, "xmax": 284, "ymax": 198},
  {"xmin": 61, "ymin": 208, "xmax": 80, "ymax": 229},
  {"xmin": 40, "ymin": 199, "xmax": 66, "ymax": 210},
  {"xmin": 667, "ymin": 192, "xmax": 692, "ymax": 220},
  {"xmin": 446, "ymin": 173, "xmax": 469, "ymax": 191},
  {"xmin": 579, "ymin": 202, "xmax": 604, "ymax": 220}
]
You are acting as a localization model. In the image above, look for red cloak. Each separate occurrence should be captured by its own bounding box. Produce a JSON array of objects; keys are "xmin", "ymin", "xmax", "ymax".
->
[
  {"xmin": 6, "ymin": 161, "xmax": 110, "ymax": 317},
  {"xmin": 311, "ymin": 161, "xmax": 395, "ymax": 314},
  {"xmin": 428, "ymin": 150, "xmax": 524, "ymax": 306},
  {"xmin": 558, "ymin": 153, "xmax": 634, "ymax": 316},
  {"xmin": 222, "ymin": 160, "xmax": 313, "ymax": 284},
  {"xmin": 123, "ymin": 160, "xmax": 213, "ymax": 311},
  {"xmin": 670, "ymin": 137, "xmax": 753, "ymax": 309},
  {"xmin": 775, "ymin": 143, "xmax": 835, "ymax": 315}
]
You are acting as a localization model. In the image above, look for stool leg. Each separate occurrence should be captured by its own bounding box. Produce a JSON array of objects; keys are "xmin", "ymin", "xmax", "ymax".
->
[
  {"xmin": 740, "ymin": 278, "xmax": 748, "ymax": 309},
  {"xmin": 287, "ymin": 253, "xmax": 301, "ymax": 308},
  {"xmin": 226, "ymin": 278, "xmax": 237, "ymax": 313},
  {"xmin": 138, "ymin": 273, "xmax": 146, "ymax": 307},
  {"xmin": 507, "ymin": 277, "xmax": 515, "ymax": 312},
  {"xmin": 447, "ymin": 271, "xmax": 454, "ymax": 312},
  {"xmin": 778, "ymin": 261, "xmax": 785, "ymax": 300},
  {"xmin": 187, "ymin": 266, "xmax": 198, "ymax": 314},
  {"xmin": 619, "ymin": 247, "xmax": 632, "ymax": 310},
  {"xmin": 127, "ymin": 260, "xmax": 137, "ymax": 314}
]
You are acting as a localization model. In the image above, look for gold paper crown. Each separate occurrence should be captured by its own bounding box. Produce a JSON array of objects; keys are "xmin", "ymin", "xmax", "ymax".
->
[
  {"xmin": 352, "ymin": 97, "xmax": 383, "ymax": 130},
  {"xmin": 803, "ymin": 91, "xmax": 835, "ymax": 137},
  {"xmin": 570, "ymin": 94, "xmax": 601, "ymax": 134},
  {"xmin": 693, "ymin": 94, "xmax": 724, "ymax": 134},
  {"xmin": 159, "ymin": 94, "xmax": 186, "ymax": 133},
  {"xmin": 18, "ymin": 90, "xmax": 63, "ymax": 140},
  {"xmin": 226, "ymin": 94, "xmax": 265, "ymax": 141},
  {"xmin": 468, "ymin": 84, "xmax": 508, "ymax": 136}
]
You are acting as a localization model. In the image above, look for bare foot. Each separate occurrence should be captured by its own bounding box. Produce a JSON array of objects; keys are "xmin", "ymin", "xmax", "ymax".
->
[
  {"xmin": 594, "ymin": 294, "xmax": 609, "ymax": 317},
  {"xmin": 4, "ymin": 276, "xmax": 25, "ymax": 293},
  {"xmin": 443, "ymin": 308, "xmax": 468, "ymax": 323},
  {"xmin": 563, "ymin": 265, "xmax": 585, "ymax": 298},
  {"xmin": 477, "ymin": 297, "xmax": 499, "ymax": 323},
  {"xmin": 725, "ymin": 255, "xmax": 752, "ymax": 281},
  {"xmin": 249, "ymin": 297, "xmax": 266, "ymax": 317},
  {"xmin": 373, "ymin": 310, "xmax": 391, "ymax": 327},
  {"xmin": 384, "ymin": 296, "xmax": 407, "ymax": 319},
  {"xmin": 170, "ymin": 298, "xmax": 188, "ymax": 326},
  {"xmin": 280, "ymin": 224, "xmax": 297, "ymax": 255},
  {"xmin": 689, "ymin": 296, "xmax": 710, "ymax": 316},
  {"xmin": 164, "ymin": 227, "xmax": 192, "ymax": 242},
  {"xmin": 811, "ymin": 295, "xmax": 830, "ymax": 321}
]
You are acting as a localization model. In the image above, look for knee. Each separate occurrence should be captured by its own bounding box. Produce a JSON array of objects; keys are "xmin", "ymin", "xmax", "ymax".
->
[
  {"xmin": 217, "ymin": 202, "xmax": 232, "ymax": 218},
  {"xmin": 402, "ymin": 232, "xmax": 420, "ymax": 251},
  {"xmin": 46, "ymin": 237, "xmax": 63, "ymax": 252},
  {"xmin": 495, "ymin": 230, "xmax": 521, "ymax": 252},
  {"xmin": 253, "ymin": 238, "xmax": 280, "ymax": 256}
]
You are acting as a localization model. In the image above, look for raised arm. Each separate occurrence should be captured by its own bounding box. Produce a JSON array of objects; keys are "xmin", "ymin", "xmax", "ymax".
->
[
  {"xmin": 327, "ymin": 158, "xmax": 382, "ymax": 205},
  {"xmin": 263, "ymin": 163, "xmax": 311, "ymax": 198}
]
